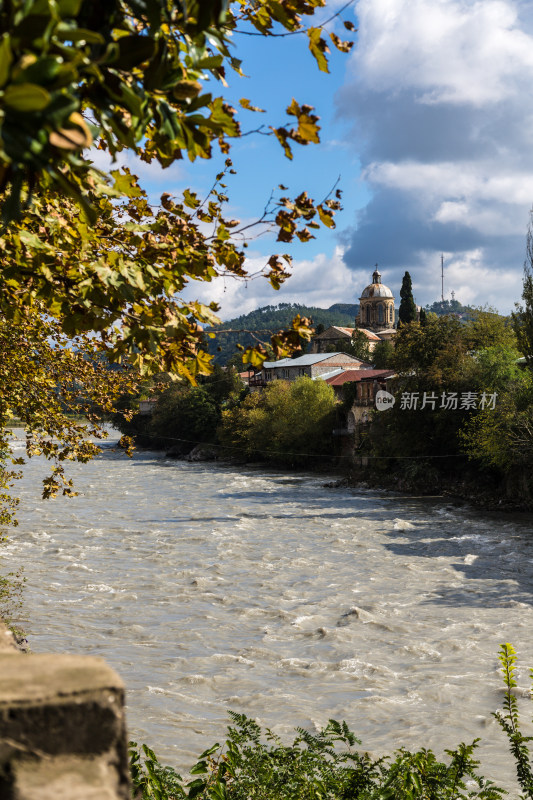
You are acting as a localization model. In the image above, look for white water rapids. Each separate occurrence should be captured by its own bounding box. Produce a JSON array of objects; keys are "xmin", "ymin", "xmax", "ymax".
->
[{"xmin": 2, "ymin": 429, "xmax": 533, "ymax": 792}]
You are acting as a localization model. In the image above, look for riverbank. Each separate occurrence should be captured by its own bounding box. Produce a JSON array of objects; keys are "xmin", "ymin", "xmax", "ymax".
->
[
  {"xmin": 148, "ymin": 438, "xmax": 533, "ymax": 515},
  {"xmin": 343, "ymin": 462, "xmax": 533, "ymax": 515}
]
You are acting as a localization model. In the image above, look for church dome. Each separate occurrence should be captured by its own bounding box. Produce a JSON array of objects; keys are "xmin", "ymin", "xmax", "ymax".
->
[{"xmin": 360, "ymin": 268, "xmax": 393, "ymax": 299}]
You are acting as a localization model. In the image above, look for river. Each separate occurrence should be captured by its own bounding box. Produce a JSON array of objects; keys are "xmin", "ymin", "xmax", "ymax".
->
[{"xmin": 2, "ymin": 428, "xmax": 533, "ymax": 792}]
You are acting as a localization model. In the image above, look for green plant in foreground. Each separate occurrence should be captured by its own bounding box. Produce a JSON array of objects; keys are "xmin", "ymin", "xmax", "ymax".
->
[
  {"xmin": 130, "ymin": 713, "xmax": 505, "ymax": 799},
  {"xmin": 494, "ymin": 643, "xmax": 533, "ymax": 799},
  {"xmin": 130, "ymin": 643, "xmax": 533, "ymax": 799}
]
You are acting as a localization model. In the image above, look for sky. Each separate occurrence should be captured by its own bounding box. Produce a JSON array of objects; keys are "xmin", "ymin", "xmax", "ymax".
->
[{"xmin": 139, "ymin": 0, "xmax": 533, "ymax": 319}]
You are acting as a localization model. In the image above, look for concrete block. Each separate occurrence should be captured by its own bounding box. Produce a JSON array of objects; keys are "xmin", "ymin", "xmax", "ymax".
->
[{"xmin": 0, "ymin": 653, "xmax": 130, "ymax": 800}]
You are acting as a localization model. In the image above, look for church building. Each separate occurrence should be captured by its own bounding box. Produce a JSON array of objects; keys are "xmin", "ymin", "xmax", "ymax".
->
[
  {"xmin": 355, "ymin": 268, "xmax": 395, "ymax": 334},
  {"xmin": 310, "ymin": 267, "xmax": 397, "ymax": 353}
]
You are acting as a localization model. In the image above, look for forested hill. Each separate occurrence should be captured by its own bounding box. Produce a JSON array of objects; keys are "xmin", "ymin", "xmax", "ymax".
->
[{"xmin": 207, "ymin": 302, "xmax": 359, "ymax": 365}]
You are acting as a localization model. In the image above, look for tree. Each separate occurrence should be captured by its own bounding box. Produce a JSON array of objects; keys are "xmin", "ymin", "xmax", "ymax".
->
[
  {"xmin": 219, "ymin": 377, "xmax": 336, "ymax": 466},
  {"xmin": 330, "ymin": 330, "xmax": 371, "ymax": 362},
  {"xmin": 0, "ymin": 0, "xmax": 354, "ymax": 519},
  {"xmin": 468, "ymin": 308, "xmax": 517, "ymax": 351},
  {"xmin": 112, "ymin": 363, "xmax": 247, "ymax": 453},
  {"xmin": 0, "ymin": 308, "xmax": 134, "ymax": 525},
  {"xmin": 512, "ymin": 220, "xmax": 533, "ymax": 370},
  {"xmin": 362, "ymin": 310, "xmax": 530, "ymax": 495},
  {"xmin": 0, "ymin": 0, "xmax": 354, "ymax": 377},
  {"xmin": 371, "ymin": 339, "xmax": 394, "ymax": 369},
  {"xmin": 392, "ymin": 315, "xmax": 469, "ymax": 385},
  {"xmin": 149, "ymin": 385, "xmax": 220, "ymax": 453},
  {"xmin": 398, "ymin": 271, "xmax": 418, "ymax": 326}
]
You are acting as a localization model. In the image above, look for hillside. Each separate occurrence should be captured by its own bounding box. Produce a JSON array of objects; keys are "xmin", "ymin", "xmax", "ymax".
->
[
  {"xmin": 424, "ymin": 299, "xmax": 473, "ymax": 316},
  {"xmin": 206, "ymin": 302, "xmax": 359, "ymax": 365}
]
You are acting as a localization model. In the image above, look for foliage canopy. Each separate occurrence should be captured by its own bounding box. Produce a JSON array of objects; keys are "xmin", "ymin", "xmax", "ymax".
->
[
  {"xmin": 0, "ymin": 308, "xmax": 135, "ymax": 525},
  {"xmin": 362, "ymin": 310, "xmax": 530, "ymax": 496},
  {"xmin": 0, "ymin": 0, "xmax": 354, "ymax": 519},
  {"xmin": 219, "ymin": 376, "xmax": 336, "ymax": 465},
  {"xmin": 0, "ymin": 0, "xmax": 354, "ymax": 379}
]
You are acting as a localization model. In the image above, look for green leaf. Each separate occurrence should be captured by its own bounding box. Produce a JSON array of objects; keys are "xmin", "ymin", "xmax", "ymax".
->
[
  {"xmin": 198, "ymin": 743, "xmax": 220, "ymax": 758},
  {"xmin": 297, "ymin": 115, "xmax": 320, "ymax": 144},
  {"xmin": 0, "ymin": 34, "xmax": 13, "ymax": 88},
  {"xmin": 111, "ymin": 170, "xmax": 143, "ymax": 198},
  {"xmin": 183, "ymin": 189, "xmax": 200, "ymax": 209},
  {"xmin": 190, "ymin": 760, "xmax": 208, "ymax": 774},
  {"xmin": 307, "ymin": 28, "xmax": 329, "ymax": 74},
  {"xmin": 242, "ymin": 347, "xmax": 267, "ymax": 367},
  {"xmin": 4, "ymin": 83, "xmax": 51, "ymax": 112},
  {"xmin": 187, "ymin": 777, "xmax": 207, "ymax": 798},
  {"xmin": 16, "ymin": 56, "xmax": 64, "ymax": 85},
  {"xmin": 57, "ymin": 0, "xmax": 84, "ymax": 14},
  {"xmin": 317, "ymin": 204, "xmax": 335, "ymax": 228},
  {"xmin": 55, "ymin": 25, "xmax": 105, "ymax": 44},
  {"xmin": 286, "ymin": 98, "xmax": 300, "ymax": 117},
  {"xmin": 195, "ymin": 54, "xmax": 224, "ymax": 69},
  {"xmin": 239, "ymin": 97, "xmax": 265, "ymax": 112},
  {"xmin": 113, "ymin": 35, "xmax": 156, "ymax": 70}
]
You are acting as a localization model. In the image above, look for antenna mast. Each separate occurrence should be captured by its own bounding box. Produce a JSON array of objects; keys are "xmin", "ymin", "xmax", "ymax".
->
[{"xmin": 441, "ymin": 254, "xmax": 444, "ymax": 302}]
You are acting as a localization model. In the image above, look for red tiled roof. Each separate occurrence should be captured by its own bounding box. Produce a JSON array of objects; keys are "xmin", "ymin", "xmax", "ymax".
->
[{"xmin": 325, "ymin": 369, "xmax": 395, "ymax": 386}]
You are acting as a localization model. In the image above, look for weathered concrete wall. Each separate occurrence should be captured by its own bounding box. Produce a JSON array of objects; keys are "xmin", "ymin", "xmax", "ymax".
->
[{"xmin": 0, "ymin": 623, "xmax": 130, "ymax": 800}]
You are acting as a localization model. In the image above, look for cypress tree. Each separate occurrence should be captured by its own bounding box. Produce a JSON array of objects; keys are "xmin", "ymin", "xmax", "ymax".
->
[
  {"xmin": 398, "ymin": 271, "xmax": 418, "ymax": 325},
  {"xmin": 512, "ymin": 219, "xmax": 533, "ymax": 369}
]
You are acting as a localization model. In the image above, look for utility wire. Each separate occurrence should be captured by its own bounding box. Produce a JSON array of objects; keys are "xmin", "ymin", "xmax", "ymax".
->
[{"xmin": 113, "ymin": 430, "xmax": 468, "ymax": 461}]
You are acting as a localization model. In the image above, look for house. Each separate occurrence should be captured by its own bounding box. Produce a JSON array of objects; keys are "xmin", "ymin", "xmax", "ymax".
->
[
  {"xmin": 139, "ymin": 398, "xmax": 157, "ymax": 415},
  {"xmin": 238, "ymin": 369, "xmax": 257, "ymax": 387},
  {"xmin": 324, "ymin": 368, "xmax": 396, "ymax": 403},
  {"xmin": 310, "ymin": 326, "xmax": 381, "ymax": 353},
  {"xmin": 256, "ymin": 352, "xmax": 373, "ymax": 385},
  {"xmin": 327, "ymin": 369, "xmax": 396, "ymax": 461}
]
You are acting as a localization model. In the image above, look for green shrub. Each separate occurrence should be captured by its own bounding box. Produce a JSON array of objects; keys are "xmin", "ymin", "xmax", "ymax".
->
[
  {"xmin": 218, "ymin": 377, "xmax": 336, "ymax": 466},
  {"xmin": 494, "ymin": 643, "xmax": 533, "ymax": 798},
  {"xmin": 132, "ymin": 644, "xmax": 533, "ymax": 798},
  {"xmin": 130, "ymin": 713, "xmax": 504, "ymax": 800}
]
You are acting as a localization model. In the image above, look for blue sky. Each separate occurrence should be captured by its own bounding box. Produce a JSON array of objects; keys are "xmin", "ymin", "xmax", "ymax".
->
[{"xmin": 134, "ymin": 0, "xmax": 533, "ymax": 319}]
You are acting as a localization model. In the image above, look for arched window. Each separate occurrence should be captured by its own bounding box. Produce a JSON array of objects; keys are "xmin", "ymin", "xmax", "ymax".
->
[
  {"xmin": 378, "ymin": 304, "xmax": 383, "ymax": 324},
  {"xmin": 366, "ymin": 305, "xmax": 371, "ymax": 323}
]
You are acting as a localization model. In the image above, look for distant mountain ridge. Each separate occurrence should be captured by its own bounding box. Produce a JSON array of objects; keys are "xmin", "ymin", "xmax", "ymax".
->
[{"xmin": 207, "ymin": 302, "xmax": 360, "ymax": 364}]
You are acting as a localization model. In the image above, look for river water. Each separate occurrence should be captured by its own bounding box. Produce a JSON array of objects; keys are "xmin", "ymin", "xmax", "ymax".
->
[{"xmin": 2, "ymin": 429, "xmax": 533, "ymax": 791}]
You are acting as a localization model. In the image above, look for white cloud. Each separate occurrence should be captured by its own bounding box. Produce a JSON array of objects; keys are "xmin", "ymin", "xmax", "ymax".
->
[
  {"xmin": 406, "ymin": 248, "xmax": 519, "ymax": 310},
  {"xmin": 362, "ymin": 160, "xmax": 533, "ymax": 235},
  {"xmin": 442, "ymin": 250, "xmax": 519, "ymax": 307},
  {"xmin": 339, "ymin": 0, "xmax": 533, "ymax": 313},
  {"xmin": 364, "ymin": 160, "xmax": 533, "ymax": 208},
  {"xmin": 183, "ymin": 247, "xmax": 366, "ymax": 320},
  {"xmin": 354, "ymin": 0, "xmax": 533, "ymax": 106}
]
